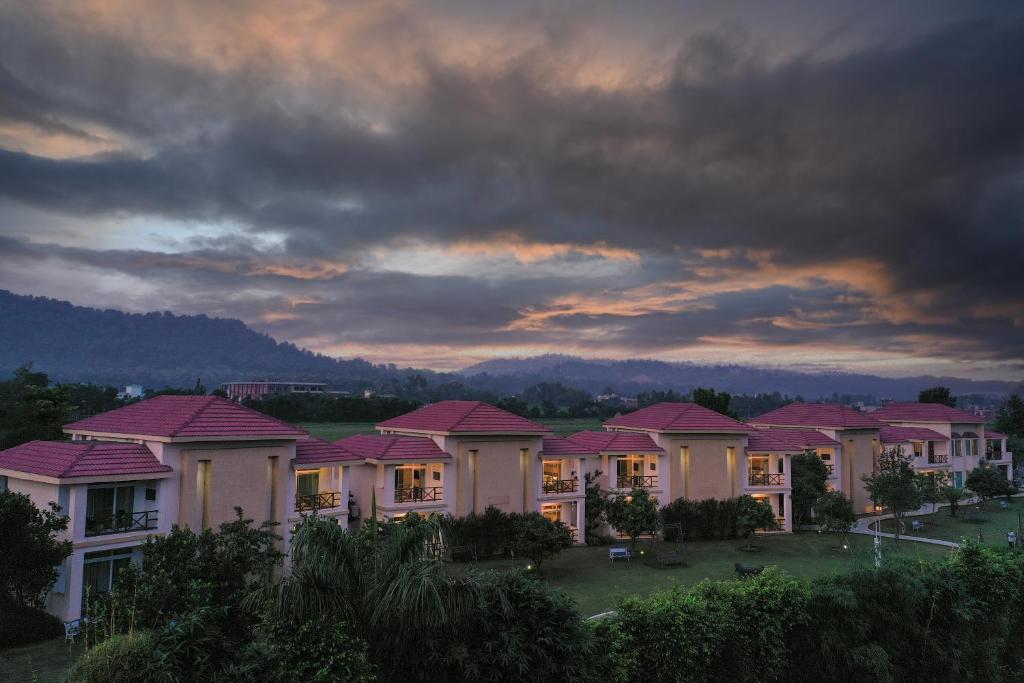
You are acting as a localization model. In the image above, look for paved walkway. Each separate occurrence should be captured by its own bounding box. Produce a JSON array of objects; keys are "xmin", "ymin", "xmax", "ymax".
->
[{"xmin": 849, "ymin": 502, "xmax": 967, "ymax": 548}]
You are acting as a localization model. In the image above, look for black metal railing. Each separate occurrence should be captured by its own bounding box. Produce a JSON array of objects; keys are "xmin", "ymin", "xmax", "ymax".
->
[
  {"xmin": 542, "ymin": 479, "xmax": 579, "ymax": 494},
  {"xmin": 748, "ymin": 473, "xmax": 784, "ymax": 486},
  {"xmin": 85, "ymin": 510, "xmax": 158, "ymax": 537},
  {"xmin": 395, "ymin": 486, "xmax": 443, "ymax": 503},
  {"xmin": 928, "ymin": 453, "xmax": 950, "ymax": 464},
  {"xmin": 986, "ymin": 449, "xmax": 1005, "ymax": 461},
  {"xmin": 823, "ymin": 463, "xmax": 835, "ymax": 476},
  {"xmin": 616, "ymin": 475, "xmax": 657, "ymax": 489},
  {"xmin": 295, "ymin": 491, "xmax": 342, "ymax": 512}
]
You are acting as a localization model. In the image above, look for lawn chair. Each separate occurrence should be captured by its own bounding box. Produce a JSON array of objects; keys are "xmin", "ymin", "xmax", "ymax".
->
[
  {"xmin": 64, "ymin": 619, "xmax": 81, "ymax": 644},
  {"xmin": 1000, "ymin": 500, "xmax": 1010, "ymax": 510},
  {"xmin": 910, "ymin": 519, "xmax": 924, "ymax": 532},
  {"xmin": 734, "ymin": 562, "xmax": 764, "ymax": 579},
  {"xmin": 609, "ymin": 546, "xmax": 631, "ymax": 562}
]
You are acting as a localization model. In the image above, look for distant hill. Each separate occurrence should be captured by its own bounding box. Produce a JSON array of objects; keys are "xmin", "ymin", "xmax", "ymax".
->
[
  {"xmin": 0, "ymin": 290, "xmax": 1018, "ymax": 400},
  {"xmin": 461, "ymin": 355, "xmax": 1019, "ymax": 401},
  {"xmin": 0, "ymin": 290, "xmax": 423, "ymax": 390}
]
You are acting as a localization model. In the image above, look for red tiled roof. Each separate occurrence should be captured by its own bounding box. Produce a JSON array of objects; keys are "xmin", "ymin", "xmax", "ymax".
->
[
  {"xmin": 377, "ymin": 400, "xmax": 550, "ymax": 434},
  {"xmin": 746, "ymin": 427, "xmax": 840, "ymax": 452},
  {"xmin": 293, "ymin": 437, "xmax": 361, "ymax": 466},
  {"xmin": 542, "ymin": 436, "xmax": 598, "ymax": 457},
  {"xmin": 0, "ymin": 440, "xmax": 172, "ymax": 479},
  {"xmin": 879, "ymin": 426, "xmax": 949, "ymax": 444},
  {"xmin": 604, "ymin": 403, "xmax": 752, "ymax": 433},
  {"xmin": 64, "ymin": 395, "xmax": 307, "ymax": 439},
  {"xmin": 986, "ymin": 430, "xmax": 1007, "ymax": 440},
  {"xmin": 750, "ymin": 403, "xmax": 883, "ymax": 429},
  {"xmin": 870, "ymin": 402, "xmax": 985, "ymax": 424},
  {"xmin": 337, "ymin": 434, "xmax": 452, "ymax": 461},
  {"xmin": 566, "ymin": 430, "xmax": 664, "ymax": 453}
]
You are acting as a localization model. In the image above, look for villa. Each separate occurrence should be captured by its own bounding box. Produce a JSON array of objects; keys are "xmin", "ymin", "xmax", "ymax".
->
[{"xmin": 0, "ymin": 394, "xmax": 1012, "ymax": 624}]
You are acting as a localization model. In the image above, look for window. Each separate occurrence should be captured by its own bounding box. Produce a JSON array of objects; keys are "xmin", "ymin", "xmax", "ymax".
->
[
  {"xmin": 82, "ymin": 549, "xmax": 133, "ymax": 604},
  {"xmin": 394, "ymin": 466, "xmax": 425, "ymax": 490},
  {"xmin": 777, "ymin": 459, "xmax": 784, "ymax": 474},
  {"xmin": 954, "ymin": 471, "xmax": 964, "ymax": 488},
  {"xmin": 913, "ymin": 442, "xmax": 923, "ymax": 458},
  {"xmin": 749, "ymin": 457, "xmax": 769, "ymax": 476},
  {"xmin": 966, "ymin": 439, "xmax": 978, "ymax": 457},
  {"xmin": 777, "ymin": 493, "xmax": 785, "ymax": 517},
  {"xmin": 432, "ymin": 470, "xmax": 441, "ymax": 482},
  {"xmin": 145, "ymin": 487, "xmax": 157, "ymax": 502},
  {"xmin": 953, "ymin": 440, "xmax": 963, "ymax": 457},
  {"xmin": 928, "ymin": 441, "xmax": 936, "ymax": 458},
  {"xmin": 543, "ymin": 460, "xmax": 562, "ymax": 483},
  {"xmin": 649, "ymin": 461, "xmax": 657, "ymax": 472},
  {"xmin": 296, "ymin": 471, "xmax": 319, "ymax": 497},
  {"xmin": 0, "ymin": 475, "xmax": 6, "ymax": 492},
  {"xmin": 86, "ymin": 485, "xmax": 135, "ymax": 536}
]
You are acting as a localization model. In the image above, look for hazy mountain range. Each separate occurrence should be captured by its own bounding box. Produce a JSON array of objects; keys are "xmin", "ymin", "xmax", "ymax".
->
[{"xmin": 0, "ymin": 290, "xmax": 1019, "ymax": 400}]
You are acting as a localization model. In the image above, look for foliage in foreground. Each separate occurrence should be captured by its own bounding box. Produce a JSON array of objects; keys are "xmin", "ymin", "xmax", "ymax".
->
[{"xmin": 0, "ymin": 489, "xmax": 72, "ymax": 609}]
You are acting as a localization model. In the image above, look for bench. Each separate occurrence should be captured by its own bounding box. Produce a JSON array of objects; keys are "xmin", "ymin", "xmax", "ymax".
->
[
  {"xmin": 735, "ymin": 562, "xmax": 764, "ymax": 579},
  {"xmin": 609, "ymin": 547, "xmax": 631, "ymax": 562}
]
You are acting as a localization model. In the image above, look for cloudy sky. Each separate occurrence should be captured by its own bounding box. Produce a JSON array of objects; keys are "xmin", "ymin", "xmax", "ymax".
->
[{"xmin": 1, "ymin": 1, "xmax": 1022, "ymax": 378}]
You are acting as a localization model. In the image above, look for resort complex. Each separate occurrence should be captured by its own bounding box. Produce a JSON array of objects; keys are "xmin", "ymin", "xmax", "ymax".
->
[{"xmin": 0, "ymin": 395, "xmax": 1012, "ymax": 624}]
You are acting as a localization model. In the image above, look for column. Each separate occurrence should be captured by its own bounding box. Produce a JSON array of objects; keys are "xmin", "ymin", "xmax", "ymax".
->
[
  {"xmin": 443, "ymin": 460, "xmax": 457, "ymax": 516},
  {"xmin": 339, "ymin": 465, "xmax": 351, "ymax": 530},
  {"xmin": 65, "ymin": 548, "xmax": 85, "ymax": 622},
  {"xmin": 783, "ymin": 493, "xmax": 793, "ymax": 532},
  {"xmin": 575, "ymin": 499, "xmax": 586, "ymax": 545}
]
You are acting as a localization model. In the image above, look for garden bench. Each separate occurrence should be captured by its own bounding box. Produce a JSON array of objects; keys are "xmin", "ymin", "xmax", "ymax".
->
[
  {"xmin": 649, "ymin": 550, "xmax": 684, "ymax": 568},
  {"xmin": 65, "ymin": 618, "xmax": 83, "ymax": 643},
  {"xmin": 910, "ymin": 519, "xmax": 924, "ymax": 532},
  {"xmin": 609, "ymin": 547, "xmax": 631, "ymax": 562},
  {"xmin": 449, "ymin": 545, "xmax": 478, "ymax": 563},
  {"xmin": 734, "ymin": 562, "xmax": 764, "ymax": 579}
]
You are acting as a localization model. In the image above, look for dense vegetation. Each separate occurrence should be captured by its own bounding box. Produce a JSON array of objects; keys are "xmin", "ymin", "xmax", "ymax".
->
[{"xmin": 660, "ymin": 495, "xmax": 778, "ymax": 541}]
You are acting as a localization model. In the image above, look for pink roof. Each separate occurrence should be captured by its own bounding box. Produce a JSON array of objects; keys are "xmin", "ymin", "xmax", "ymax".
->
[
  {"xmin": 747, "ymin": 428, "xmax": 839, "ymax": 452},
  {"xmin": 337, "ymin": 434, "xmax": 452, "ymax": 461},
  {"xmin": 879, "ymin": 426, "xmax": 949, "ymax": 444},
  {"xmin": 293, "ymin": 437, "xmax": 361, "ymax": 466},
  {"xmin": 65, "ymin": 395, "xmax": 307, "ymax": 439},
  {"xmin": 750, "ymin": 403, "xmax": 883, "ymax": 429},
  {"xmin": 604, "ymin": 403, "xmax": 751, "ymax": 433},
  {"xmin": 0, "ymin": 440, "xmax": 172, "ymax": 479},
  {"xmin": 986, "ymin": 430, "xmax": 1007, "ymax": 440},
  {"xmin": 542, "ymin": 436, "xmax": 598, "ymax": 457},
  {"xmin": 377, "ymin": 400, "xmax": 550, "ymax": 434},
  {"xmin": 566, "ymin": 430, "xmax": 664, "ymax": 453},
  {"xmin": 870, "ymin": 402, "xmax": 985, "ymax": 424}
]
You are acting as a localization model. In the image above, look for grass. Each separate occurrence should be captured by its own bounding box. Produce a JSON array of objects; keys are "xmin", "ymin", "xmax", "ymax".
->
[
  {"xmin": 475, "ymin": 533, "xmax": 952, "ymax": 617},
  {"xmin": 0, "ymin": 636, "xmax": 84, "ymax": 683},
  {"xmin": 300, "ymin": 417, "xmax": 605, "ymax": 440},
  {"xmin": 877, "ymin": 498, "xmax": 1024, "ymax": 547}
]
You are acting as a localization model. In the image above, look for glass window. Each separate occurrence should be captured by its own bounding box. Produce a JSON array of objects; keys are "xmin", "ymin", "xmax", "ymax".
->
[
  {"xmin": 953, "ymin": 440, "xmax": 963, "ymax": 457},
  {"xmin": 86, "ymin": 485, "xmax": 135, "ymax": 535},
  {"xmin": 296, "ymin": 472, "xmax": 319, "ymax": 497},
  {"xmin": 82, "ymin": 549, "xmax": 133, "ymax": 605},
  {"xmin": 913, "ymin": 442, "xmax": 923, "ymax": 458},
  {"xmin": 543, "ymin": 461, "xmax": 561, "ymax": 482},
  {"xmin": 749, "ymin": 457, "xmax": 769, "ymax": 475}
]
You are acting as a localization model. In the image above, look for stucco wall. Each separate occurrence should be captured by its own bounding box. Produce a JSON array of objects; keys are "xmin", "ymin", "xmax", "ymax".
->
[
  {"xmin": 839, "ymin": 429, "xmax": 879, "ymax": 512},
  {"xmin": 659, "ymin": 434, "xmax": 747, "ymax": 502},
  {"xmin": 447, "ymin": 436, "xmax": 542, "ymax": 515}
]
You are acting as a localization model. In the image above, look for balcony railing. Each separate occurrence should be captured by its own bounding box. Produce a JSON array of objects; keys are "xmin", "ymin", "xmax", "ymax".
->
[
  {"xmin": 395, "ymin": 486, "xmax": 443, "ymax": 504},
  {"xmin": 748, "ymin": 472, "xmax": 784, "ymax": 487},
  {"xmin": 295, "ymin": 491, "xmax": 342, "ymax": 512},
  {"xmin": 616, "ymin": 475, "xmax": 657, "ymax": 489},
  {"xmin": 823, "ymin": 463, "xmax": 835, "ymax": 476},
  {"xmin": 85, "ymin": 510, "xmax": 158, "ymax": 537},
  {"xmin": 542, "ymin": 478, "xmax": 579, "ymax": 494},
  {"xmin": 986, "ymin": 450, "xmax": 1005, "ymax": 461},
  {"xmin": 928, "ymin": 454, "xmax": 950, "ymax": 464}
]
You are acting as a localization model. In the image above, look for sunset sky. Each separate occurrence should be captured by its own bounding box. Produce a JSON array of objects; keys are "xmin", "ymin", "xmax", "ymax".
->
[{"xmin": 0, "ymin": 1, "xmax": 1022, "ymax": 379}]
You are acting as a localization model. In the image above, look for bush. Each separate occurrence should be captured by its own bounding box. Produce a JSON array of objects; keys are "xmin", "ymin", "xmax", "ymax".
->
[
  {"xmin": 506, "ymin": 512, "xmax": 574, "ymax": 568},
  {"xmin": 441, "ymin": 506, "xmax": 513, "ymax": 559},
  {"xmin": 250, "ymin": 617, "xmax": 375, "ymax": 683},
  {"xmin": 661, "ymin": 495, "xmax": 772, "ymax": 541},
  {"xmin": 67, "ymin": 631, "xmax": 159, "ymax": 683},
  {"xmin": 0, "ymin": 602, "xmax": 63, "ymax": 647}
]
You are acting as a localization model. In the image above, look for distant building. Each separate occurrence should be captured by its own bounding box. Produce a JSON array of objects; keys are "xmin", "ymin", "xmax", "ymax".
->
[
  {"xmin": 222, "ymin": 380, "xmax": 327, "ymax": 402},
  {"xmin": 596, "ymin": 393, "xmax": 639, "ymax": 409},
  {"xmin": 117, "ymin": 384, "xmax": 144, "ymax": 400}
]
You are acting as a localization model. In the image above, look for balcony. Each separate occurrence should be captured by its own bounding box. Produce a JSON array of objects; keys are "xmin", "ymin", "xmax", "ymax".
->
[
  {"xmin": 394, "ymin": 486, "xmax": 443, "ymax": 504},
  {"xmin": 928, "ymin": 453, "xmax": 950, "ymax": 464},
  {"xmin": 748, "ymin": 473, "xmax": 784, "ymax": 487},
  {"xmin": 823, "ymin": 463, "xmax": 835, "ymax": 477},
  {"xmin": 85, "ymin": 510, "xmax": 159, "ymax": 537},
  {"xmin": 295, "ymin": 491, "xmax": 342, "ymax": 512},
  {"xmin": 542, "ymin": 478, "xmax": 579, "ymax": 494},
  {"xmin": 616, "ymin": 475, "xmax": 657, "ymax": 490}
]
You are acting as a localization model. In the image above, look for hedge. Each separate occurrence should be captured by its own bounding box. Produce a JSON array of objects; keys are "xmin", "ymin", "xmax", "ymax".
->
[{"xmin": 0, "ymin": 602, "xmax": 63, "ymax": 648}]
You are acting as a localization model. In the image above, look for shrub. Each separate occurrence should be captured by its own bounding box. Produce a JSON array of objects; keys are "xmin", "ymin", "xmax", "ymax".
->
[
  {"xmin": 505, "ymin": 512, "xmax": 574, "ymax": 568},
  {"xmin": 250, "ymin": 616, "xmax": 375, "ymax": 683},
  {"xmin": 661, "ymin": 495, "xmax": 771, "ymax": 541},
  {"xmin": 0, "ymin": 490, "xmax": 72, "ymax": 607},
  {"xmin": 606, "ymin": 488, "xmax": 661, "ymax": 549},
  {"xmin": 0, "ymin": 602, "xmax": 63, "ymax": 648},
  {"xmin": 441, "ymin": 506, "xmax": 513, "ymax": 558},
  {"xmin": 67, "ymin": 630, "xmax": 159, "ymax": 683}
]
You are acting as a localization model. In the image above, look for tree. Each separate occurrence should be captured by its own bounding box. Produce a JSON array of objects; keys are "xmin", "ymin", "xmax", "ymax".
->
[
  {"xmin": 253, "ymin": 616, "xmax": 375, "ymax": 683},
  {"xmin": 506, "ymin": 513, "xmax": 574, "ymax": 569},
  {"xmin": 0, "ymin": 491, "xmax": 72, "ymax": 607},
  {"xmin": 605, "ymin": 488, "xmax": 661, "ymax": 551},
  {"xmin": 815, "ymin": 490, "xmax": 856, "ymax": 534},
  {"xmin": 791, "ymin": 451, "xmax": 830, "ymax": 528},
  {"xmin": 916, "ymin": 471, "xmax": 945, "ymax": 513},
  {"xmin": 918, "ymin": 386, "xmax": 955, "ymax": 406},
  {"xmin": 690, "ymin": 387, "xmax": 738, "ymax": 418},
  {"xmin": 965, "ymin": 465, "xmax": 1013, "ymax": 508},
  {"xmin": 583, "ymin": 471, "xmax": 609, "ymax": 543},
  {"xmin": 862, "ymin": 447, "xmax": 923, "ymax": 546},
  {"xmin": 0, "ymin": 364, "xmax": 71, "ymax": 449},
  {"xmin": 735, "ymin": 494, "xmax": 778, "ymax": 542},
  {"xmin": 940, "ymin": 479, "xmax": 966, "ymax": 517},
  {"xmin": 995, "ymin": 394, "xmax": 1024, "ymax": 436}
]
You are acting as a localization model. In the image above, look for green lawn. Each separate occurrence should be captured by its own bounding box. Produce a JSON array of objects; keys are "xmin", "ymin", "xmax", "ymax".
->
[
  {"xmin": 300, "ymin": 418, "xmax": 604, "ymax": 440},
  {"xmin": 0, "ymin": 636, "xmax": 83, "ymax": 683},
  {"xmin": 475, "ymin": 533, "xmax": 952, "ymax": 617},
  {"xmin": 299, "ymin": 422, "xmax": 378, "ymax": 440},
  {"xmin": 877, "ymin": 498, "xmax": 1024, "ymax": 547}
]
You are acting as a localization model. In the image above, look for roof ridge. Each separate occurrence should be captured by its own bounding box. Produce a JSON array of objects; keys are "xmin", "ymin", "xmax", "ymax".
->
[
  {"xmin": 57, "ymin": 440, "xmax": 93, "ymax": 478},
  {"xmin": 452, "ymin": 401, "xmax": 486, "ymax": 429},
  {"xmin": 169, "ymin": 395, "xmax": 219, "ymax": 436}
]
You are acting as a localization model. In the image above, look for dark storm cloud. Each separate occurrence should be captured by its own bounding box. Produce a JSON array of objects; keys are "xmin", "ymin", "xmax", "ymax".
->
[{"xmin": 0, "ymin": 1, "xmax": 1021, "ymax": 373}]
